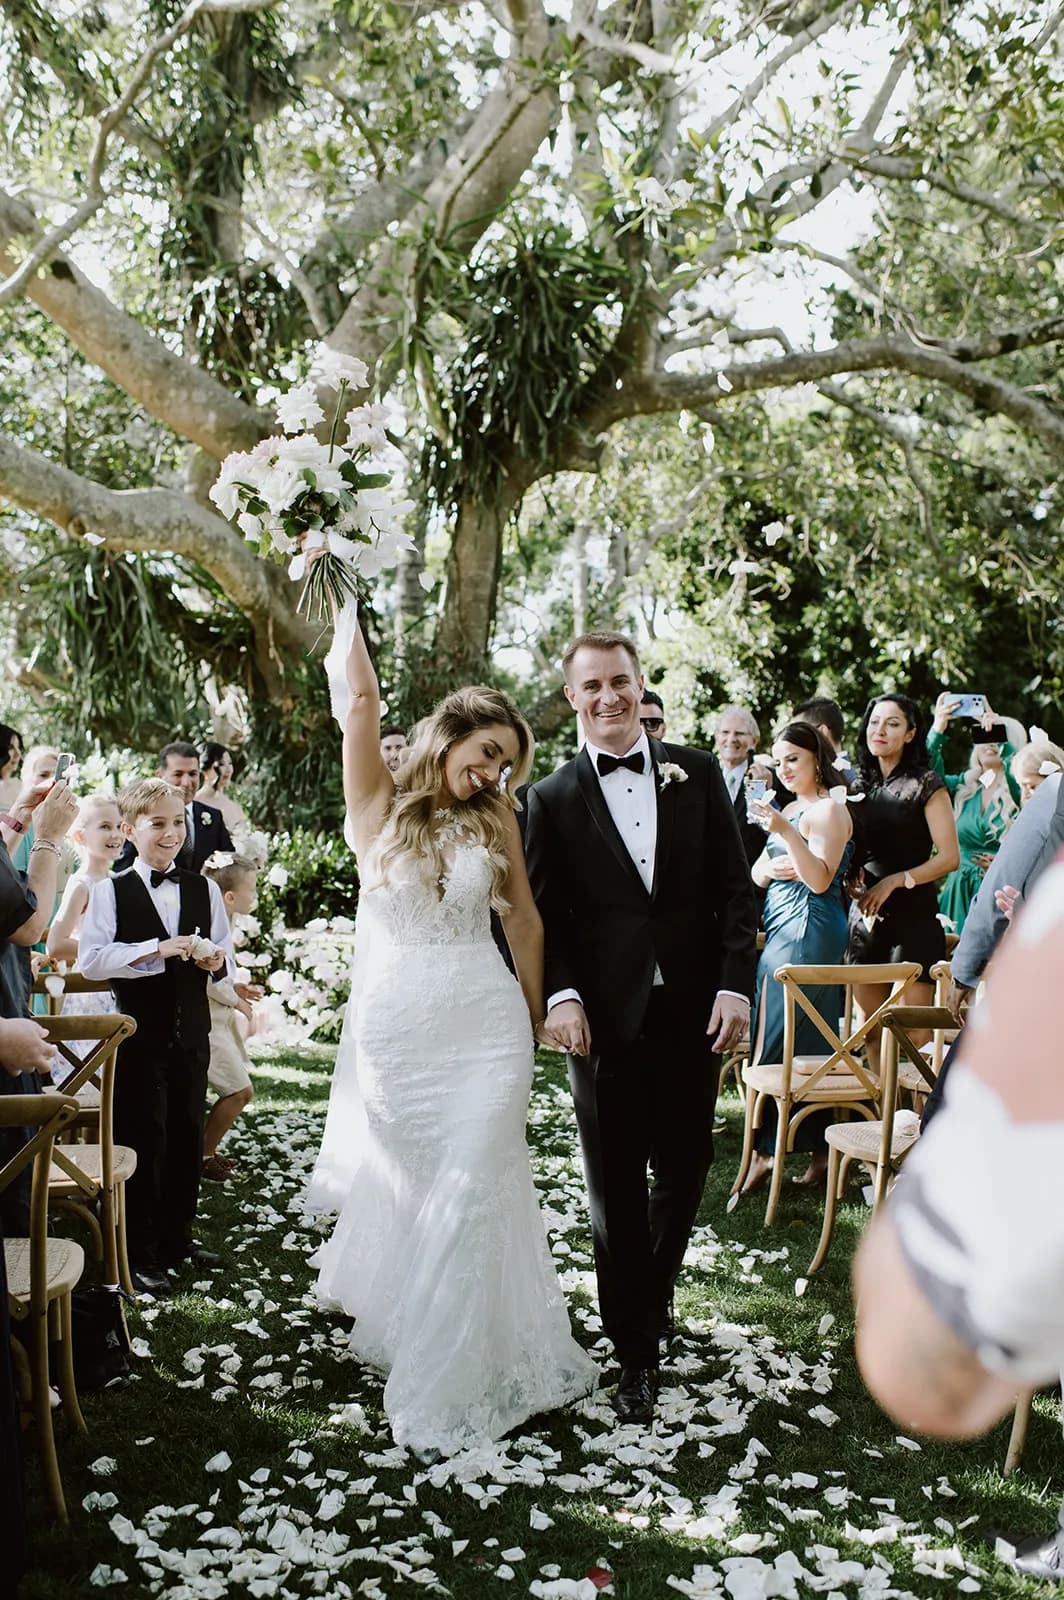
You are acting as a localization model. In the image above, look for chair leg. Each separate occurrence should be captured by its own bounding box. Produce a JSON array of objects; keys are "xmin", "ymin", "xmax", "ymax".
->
[
  {"xmin": 764, "ymin": 1099, "xmax": 789, "ymax": 1226},
  {"xmin": 32, "ymin": 1311, "xmax": 67, "ymax": 1521},
  {"xmin": 101, "ymin": 1183, "xmax": 119, "ymax": 1287},
  {"xmin": 116, "ymin": 1184, "xmax": 134, "ymax": 1295},
  {"xmin": 1004, "ymin": 1391, "xmax": 1034, "ymax": 1477},
  {"xmin": 837, "ymin": 1154, "xmax": 853, "ymax": 1199},
  {"xmin": 872, "ymin": 1147, "xmax": 893, "ymax": 1212},
  {"xmin": 808, "ymin": 1145, "xmax": 842, "ymax": 1275},
  {"xmin": 55, "ymin": 1294, "xmax": 86, "ymax": 1435},
  {"xmin": 731, "ymin": 1088, "xmax": 759, "ymax": 1195}
]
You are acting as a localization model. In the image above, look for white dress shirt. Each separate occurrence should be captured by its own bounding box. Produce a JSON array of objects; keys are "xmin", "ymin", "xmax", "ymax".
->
[
  {"xmin": 722, "ymin": 758, "xmax": 748, "ymax": 804},
  {"xmin": 79, "ymin": 858, "xmax": 234, "ymax": 981},
  {"xmin": 546, "ymin": 733, "xmax": 749, "ymax": 1017}
]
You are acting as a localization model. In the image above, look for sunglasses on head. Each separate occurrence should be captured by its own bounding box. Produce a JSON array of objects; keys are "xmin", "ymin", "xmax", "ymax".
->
[{"xmin": 640, "ymin": 716, "xmax": 664, "ymax": 732}]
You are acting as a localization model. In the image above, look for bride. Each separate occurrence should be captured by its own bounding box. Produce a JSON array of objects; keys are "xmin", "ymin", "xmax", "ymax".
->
[{"xmin": 306, "ymin": 601, "xmax": 598, "ymax": 1458}]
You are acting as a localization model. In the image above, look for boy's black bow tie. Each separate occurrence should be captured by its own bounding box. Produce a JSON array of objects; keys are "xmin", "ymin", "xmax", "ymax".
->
[
  {"xmin": 150, "ymin": 867, "xmax": 176, "ymax": 887},
  {"xmin": 596, "ymin": 751, "xmax": 645, "ymax": 777}
]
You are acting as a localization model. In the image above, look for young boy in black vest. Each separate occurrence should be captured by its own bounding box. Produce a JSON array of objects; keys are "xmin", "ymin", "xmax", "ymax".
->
[{"xmin": 79, "ymin": 779, "xmax": 233, "ymax": 1296}]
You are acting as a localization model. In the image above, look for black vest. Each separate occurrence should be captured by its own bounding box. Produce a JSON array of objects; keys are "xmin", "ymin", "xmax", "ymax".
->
[{"xmin": 110, "ymin": 870, "xmax": 212, "ymax": 1053}]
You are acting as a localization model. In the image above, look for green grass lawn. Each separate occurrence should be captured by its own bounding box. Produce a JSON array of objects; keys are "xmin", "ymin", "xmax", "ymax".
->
[{"xmin": 19, "ymin": 1046, "xmax": 1062, "ymax": 1599}]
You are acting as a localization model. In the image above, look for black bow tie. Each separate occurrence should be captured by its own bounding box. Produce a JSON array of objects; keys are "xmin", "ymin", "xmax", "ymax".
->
[
  {"xmin": 597, "ymin": 751, "xmax": 645, "ymax": 777},
  {"xmin": 150, "ymin": 867, "xmax": 176, "ymax": 888}
]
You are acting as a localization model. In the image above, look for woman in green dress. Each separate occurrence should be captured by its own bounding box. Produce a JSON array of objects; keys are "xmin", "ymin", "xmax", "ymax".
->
[{"xmin": 926, "ymin": 695, "xmax": 1021, "ymax": 934}]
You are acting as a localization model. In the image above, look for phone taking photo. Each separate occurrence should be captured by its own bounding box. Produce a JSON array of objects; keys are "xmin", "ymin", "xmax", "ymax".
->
[
  {"xmin": 745, "ymin": 777, "xmax": 770, "ymax": 823},
  {"xmin": 53, "ymin": 752, "xmax": 76, "ymax": 784},
  {"xmin": 948, "ymin": 693, "xmax": 985, "ymax": 720}
]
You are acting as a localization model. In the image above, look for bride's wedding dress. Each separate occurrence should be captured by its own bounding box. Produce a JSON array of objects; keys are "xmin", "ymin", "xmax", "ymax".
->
[{"xmin": 307, "ymin": 611, "xmax": 597, "ymax": 1458}]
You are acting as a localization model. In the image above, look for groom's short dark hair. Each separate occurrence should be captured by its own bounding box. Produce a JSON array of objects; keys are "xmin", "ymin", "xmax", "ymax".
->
[{"xmin": 562, "ymin": 631, "xmax": 641, "ymax": 681}]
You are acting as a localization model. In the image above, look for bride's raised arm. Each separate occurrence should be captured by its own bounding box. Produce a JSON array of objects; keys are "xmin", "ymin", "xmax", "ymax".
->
[{"xmin": 323, "ymin": 599, "xmax": 395, "ymax": 847}]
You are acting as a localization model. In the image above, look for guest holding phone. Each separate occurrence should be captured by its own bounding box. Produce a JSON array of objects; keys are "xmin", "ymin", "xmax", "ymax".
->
[
  {"xmin": 740, "ymin": 723, "xmax": 854, "ymax": 1193},
  {"xmin": 847, "ymin": 695, "xmax": 959, "ymax": 1059},
  {"xmin": 927, "ymin": 694, "xmax": 1023, "ymax": 934}
]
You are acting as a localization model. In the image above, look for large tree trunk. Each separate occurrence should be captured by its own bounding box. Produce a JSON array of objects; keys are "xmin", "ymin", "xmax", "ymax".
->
[{"xmin": 435, "ymin": 483, "xmax": 522, "ymax": 680}]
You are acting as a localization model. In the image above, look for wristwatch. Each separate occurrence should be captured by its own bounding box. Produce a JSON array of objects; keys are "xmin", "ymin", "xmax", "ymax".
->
[
  {"xmin": 0, "ymin": 812, "xmax": 26, "ymax": 833},
  {"xmin": 902, "ymin": 870, "xmax": 916, "ymax": 890}
]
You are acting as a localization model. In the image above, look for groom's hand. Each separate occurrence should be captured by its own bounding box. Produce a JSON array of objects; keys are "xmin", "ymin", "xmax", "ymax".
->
[
  {"xmin": 544, "ymin": 1000, "xmax": 591, "ymax": 1057},
  {"xmin": 707, "ymin": 993, "xmax": 749, "ymax": 1055}
]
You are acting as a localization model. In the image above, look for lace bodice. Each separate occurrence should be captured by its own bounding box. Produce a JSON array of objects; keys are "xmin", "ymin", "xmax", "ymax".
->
[{"xmin": 357, "ymin": 812, "xmax": 495, "ymax": 947}]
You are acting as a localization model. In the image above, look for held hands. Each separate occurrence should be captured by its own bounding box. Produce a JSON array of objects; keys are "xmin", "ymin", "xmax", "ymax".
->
[
  {"xmin": 540, "ymin": 1000, "xmax": 591, "ymax": 1057},
  {"xmin": 707, "ymin": 993, "xmax": 749, "ymax": 1055}
]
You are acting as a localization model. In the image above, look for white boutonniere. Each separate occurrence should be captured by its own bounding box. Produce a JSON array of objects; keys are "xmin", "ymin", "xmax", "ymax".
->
[
  {"xmin": 658, "ymin": 761, "xmax": 688, "ymax": 790},
  {"xmin": 199, "ymin": 811, "xmax": 214, "ymax": 828}
]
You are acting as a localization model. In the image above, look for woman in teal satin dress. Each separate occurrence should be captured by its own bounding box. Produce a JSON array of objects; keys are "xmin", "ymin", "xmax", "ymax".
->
[
  {"xmin": 926, "ymin": 695, "xmax": 1021, "ymax": 935},
  {"xmin": 742, "ymin": 722, "xmax": 854, "ymax": 1194}
]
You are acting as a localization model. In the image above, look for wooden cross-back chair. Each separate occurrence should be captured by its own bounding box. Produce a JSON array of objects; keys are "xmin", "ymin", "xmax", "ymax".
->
[
  {"xmin": 733, "ymin": 961, "xmax": 921, "ymax": 1225},
  {"xmin": 31, "ymin": 973, "xmax": 116, "ymax": 1131},
  {"xmin": 807, "ymin": 1002, "xmax": 957, "ymax": 1274},
  {"xmin": 40, "ymin": 1014, "xmax": 138, "ymax": 1294},
  {"xmin": 1, "ymin": 1092, "xmax": 85, "ymax": 1520}
]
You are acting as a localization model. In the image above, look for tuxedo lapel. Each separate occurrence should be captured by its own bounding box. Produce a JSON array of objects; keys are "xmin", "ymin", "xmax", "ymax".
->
[
  {"xmin": 574, "ymin": 747, "xmax": 648, "ymax": 896},
  {"xmin": 649, "ymin": 738, "xmax": 674, "ymax": 900}
]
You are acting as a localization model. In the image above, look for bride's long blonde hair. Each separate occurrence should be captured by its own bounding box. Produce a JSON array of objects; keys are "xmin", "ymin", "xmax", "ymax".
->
[{"xmin": 377, "ymin": 685, "xmax": 534, "ymax": 910}]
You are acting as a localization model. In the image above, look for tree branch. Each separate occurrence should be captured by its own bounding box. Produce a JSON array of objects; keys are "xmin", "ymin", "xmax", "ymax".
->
[
  {"xmin": 0, "ymin": 189, "xmax": 266, "ymax": 458},
  {"xmin": 702, "ymin": 0, "xmax": 860, "ymax": 148},
  {"xmin": 0, "ymin": 436, "xmax": 320, "ymax": 671}
]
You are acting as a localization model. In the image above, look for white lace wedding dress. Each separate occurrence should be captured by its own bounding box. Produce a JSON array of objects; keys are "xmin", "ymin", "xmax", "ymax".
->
[{"xmin": 306, "ymin": 610, "xmax": 597, "ymax": 1458}]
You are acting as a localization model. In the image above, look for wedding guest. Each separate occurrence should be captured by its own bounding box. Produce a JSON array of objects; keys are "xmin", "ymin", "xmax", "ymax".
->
[
  {"xmin": 0, "ymin": 725, "xmax": 23, "ymax": 809},
  {"xmin": 79, "ymin": 779, "xmax": 234, "ymax": 1295},
  {"xmin": 379, "ymin": 724, "xmax": 408, "ymax": 774},
  {"xmin": 927, "ymin": 694, "xmax": 1021, "ymax": 934},
  {"xmin": 741, "ymin": 723, "xmax": 854, "ymax": 1194},
  {"xmin": 639, "ymin": 689, "xmax": 667, "ymax": 740},
  {"xmin": 200, "ymin": 854, "xmax": 263, "ymax": 1181},
  {"xmin": 116, "ymin": 742, "xmax": 234, "ymax": 875},
  {"xmin": 715, "ymin": 704, "xmax": 768, "ymax": 866},
  {"xmin": 45, "ymin": 794, "xmax": 124, "ymax": 1079},
  {"xmin": 1012, "ymin": 739, "xmax": 1064, "ymax": 804},
  {"xmin": 793, "ymin": 697, "xmax": 856, "ymax": 784},
  {"xmin": 854, "ymin": 856, "xmax": 1064, "ymax": 1583},
  {"xmin": 195, "ymin": 743, "xmax": 249, "ymax": 843},
  {"xmin": 847, "ymin": 694, "xmax": 959, "ymax": 1056}
]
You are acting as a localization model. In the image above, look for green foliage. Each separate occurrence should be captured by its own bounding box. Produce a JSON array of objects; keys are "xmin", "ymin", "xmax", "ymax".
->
[{"xmin": 252, "ymin": 826, "xmax": 359, "ymax": 928}]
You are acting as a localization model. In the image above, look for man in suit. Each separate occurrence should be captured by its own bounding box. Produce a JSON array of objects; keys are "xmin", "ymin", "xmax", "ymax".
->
[
  {"xmin": 525, "ymin": 632, "xmax": 758, "ymax": 1425},
  {"xmin": 116, "ymin": 742, "xmax": 234, "ymax": 874},
  {"xmin": 714, "ymin": 704, "xmax": 768, "ymax": 866}
]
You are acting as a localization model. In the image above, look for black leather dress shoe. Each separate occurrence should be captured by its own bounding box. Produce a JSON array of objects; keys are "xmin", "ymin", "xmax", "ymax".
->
[
  {"xmin": 161, "ymin": 1242, "xmax": 223, "ymax": 1269},
  {"xmin": 129, "ymin": 1268, "xmax": 174, "ymax": 1298},
  {"xmin": 611, "ymin": 1364, "xmax": 658, "ymax": 1424}
]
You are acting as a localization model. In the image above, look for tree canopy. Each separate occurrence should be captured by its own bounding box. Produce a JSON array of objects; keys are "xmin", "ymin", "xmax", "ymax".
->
[{"xmin": 1, "ymin": 0, "xmax": 1062, "ymax": 806}]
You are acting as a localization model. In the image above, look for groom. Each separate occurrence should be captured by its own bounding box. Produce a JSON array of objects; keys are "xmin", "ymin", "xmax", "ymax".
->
[{"xmin": 524, "ymin": 632, "xmax": 758, "ymax": 1424}]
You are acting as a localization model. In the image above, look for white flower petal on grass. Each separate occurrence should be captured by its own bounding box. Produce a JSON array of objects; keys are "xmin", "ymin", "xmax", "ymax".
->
[
  {"xmin": 90, "ymin": 1566, "xmax": 128, "ymax": 1586},
  {"xmin": 90, "ymin": 1456, "xmax": 117, "ymax": 1476},
  {"xmin": 895, "ymin": 1435, "xmax": 922, "ymax": 1451},
  {"xmin": 530, "ymin": 1506, "xmax": 555, "ymax": 1530},
  {"xmin": 817, "ymin": 1314, "xmax": 835, "ymax": 1338},
  {"xmin": 205, "ymin": 1451, "xmax": 232, "ymax": 1473},
  {"xmin": 794, "ymin": 1278, "xmax": 808, "ymax": 1297},
  {"xmin": 809, "ymin": 1405, "xmax": 839, "ymax": 1426},
  {"xmin": 716, "ymin": 371, "xmax": 734, "ymax": 393}
]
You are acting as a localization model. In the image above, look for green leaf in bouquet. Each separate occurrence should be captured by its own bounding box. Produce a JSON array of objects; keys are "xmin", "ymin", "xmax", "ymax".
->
[
  {"xmin": 246, "ymin": 497, "xmax": 269, "ymax": 517},
  {"xmin": 301, "ymin": 468, "xmax": 317, "ymax": 488}
]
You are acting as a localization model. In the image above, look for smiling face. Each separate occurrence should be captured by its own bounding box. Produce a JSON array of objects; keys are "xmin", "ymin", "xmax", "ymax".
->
[
  {"xmin": 381, "ymin": 733, "xmax": 408, "ymax": 774},
  {"xmin": 73, "ymin": 801, "xmax": 124, "ymax": 867},
  {"xmin": 866, "ymin": 699, "xmax": 915, "ymax": 768},
  {"xmin": 160, "ymin": 752, "xmax": 199, "ymax": 804},
  {"xmin": 773, "ymin": 739, "xmax": 820, "ymax": 797},
  {"xmin": 716, "ymin": 714, "xmax": 756, "ymax": 770},
  {"xmin": 214, "ymin": 749, "xmax": 234, "ymax": 787},
  {"xmin": 123, "ymin": 794, "xmax": 187, "ymax": 871},
  {"xmin": 974, "ymin": 743, "xmax": 1003, "ymax": 775},
  {"xmin": 441, "ymin": 723, "xmax": 521, "ymax": 805},
  {"xmin": 565, "ymin": 645, "xmax": 644, "ymax": 755}
]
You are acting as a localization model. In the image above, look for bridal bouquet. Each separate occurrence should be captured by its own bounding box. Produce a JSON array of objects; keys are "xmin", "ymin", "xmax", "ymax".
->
[{"xmin": 209, "ymin": 350, "xmax": 416, "ymax": 620}]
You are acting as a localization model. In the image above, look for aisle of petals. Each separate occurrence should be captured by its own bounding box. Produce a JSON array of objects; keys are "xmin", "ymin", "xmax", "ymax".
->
[{"xmin": 72, "ymin": 1058, "xmax": 1003, "ymax": 1599}]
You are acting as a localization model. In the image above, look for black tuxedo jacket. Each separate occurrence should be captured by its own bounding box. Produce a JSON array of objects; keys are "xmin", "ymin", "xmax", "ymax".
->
[
  {"xmin": 524, "ymin": 740, "xmax": 758, "ymax": 1052},
  {"xmin": 115, "ymin": 801, "xmax": 234, "ymax": 876}
]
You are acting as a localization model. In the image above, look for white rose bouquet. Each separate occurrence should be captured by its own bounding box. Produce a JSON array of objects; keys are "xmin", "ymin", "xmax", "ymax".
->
[{"xmin": 209, "ymin": 350, "xmax": 416, "ymax": 621}]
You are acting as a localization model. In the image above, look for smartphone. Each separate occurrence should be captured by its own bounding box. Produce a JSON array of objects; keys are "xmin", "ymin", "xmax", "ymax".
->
[
  {"xmin": 745, "ymin": 778, "xmax": 770, "ymax": 823},
  {"xmin": 53, "ymin": 752, "xmax": 76, "ymax": 783},
  {"xmin": 948, "ymin": 693, "xmax": 985, "ymax": 720}
]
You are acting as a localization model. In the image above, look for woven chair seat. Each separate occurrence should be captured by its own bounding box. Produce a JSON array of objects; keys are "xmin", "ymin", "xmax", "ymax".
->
[
  {"xmin": 49, "ymin": 1144, "xmax": 137, "ymax": 1192},
  {"xmin": 897, "ymin": 1058, "xmax": 936, "ymax": 1095},
  {"xmin": 74, "ymin": 1082, "xmax": 101, "ymax": 1111},
  {"xmin": 743, "ymin": 1061, "xmax": 876, "ymax": 1102},
  {"xmin": 5, "ymin": 1237, "xmax": 85, "ymax": 1308},
  {"xmin": 824, "ymin": 1111, "xmax": 921, "ymax": 1162}
]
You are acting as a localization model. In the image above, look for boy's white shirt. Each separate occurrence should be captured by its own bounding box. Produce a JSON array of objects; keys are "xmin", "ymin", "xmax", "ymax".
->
[{"xmin": 79, "ymin": 859, "xmax": 235, "ymax": 982}]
